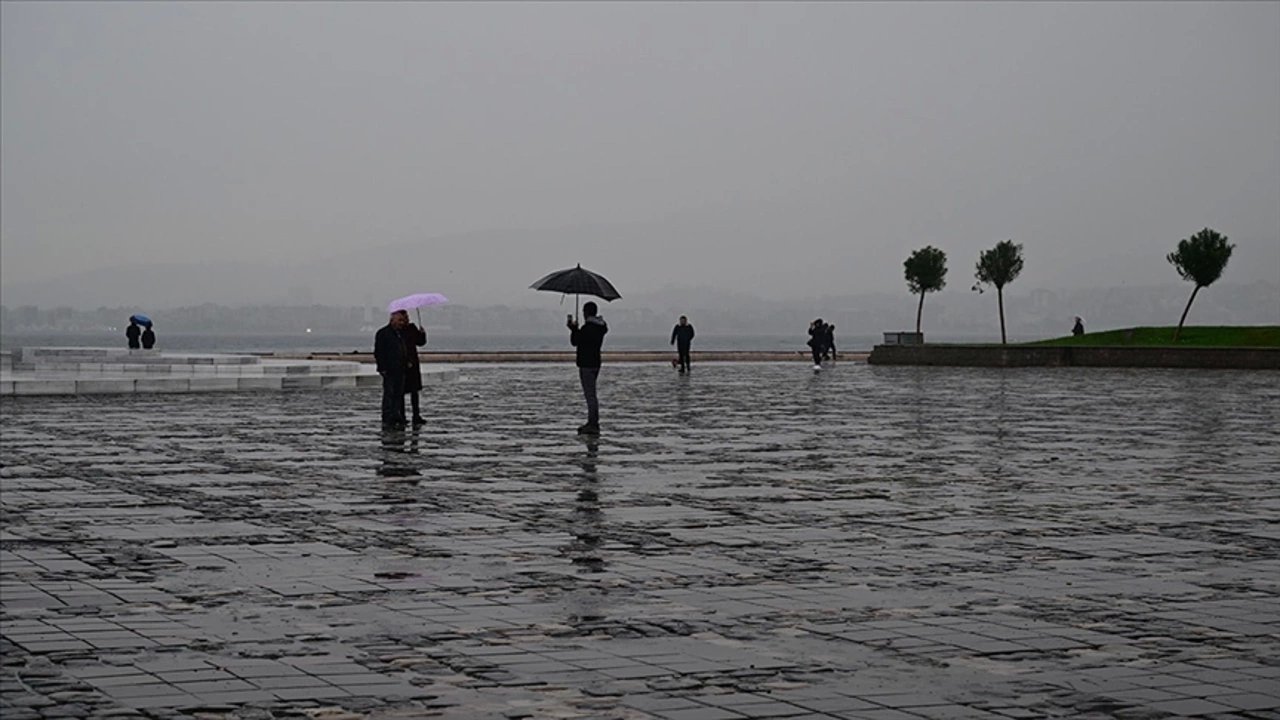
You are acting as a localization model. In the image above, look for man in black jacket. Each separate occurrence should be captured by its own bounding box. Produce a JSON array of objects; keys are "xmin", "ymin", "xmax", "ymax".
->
[
  {"xmin": 569, "ymin": 301, "xmax": 608, "ymax": 435},
  {"xmin": 374, "ymin": 310, "xmax": 409, "ymax": 429},
  {"xmin": 670, "ymin": 315, "xmax": 695, "ymax": 373},
  {"xmin": 126, "ymin": 320, "xmax": 142, "ymax": 350}
]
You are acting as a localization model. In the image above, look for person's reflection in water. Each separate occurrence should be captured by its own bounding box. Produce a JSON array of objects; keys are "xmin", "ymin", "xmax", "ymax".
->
[
  {"xmin": 561, "ymin": 437, "xmax": 609, "ymax": 626},
  {"xmin": 376, "ymin": 425, "xmax": 422, "ymax": 478},
  {"xmin": 568, "ymin": 437, "xmax": 604, "ymax": 573}
]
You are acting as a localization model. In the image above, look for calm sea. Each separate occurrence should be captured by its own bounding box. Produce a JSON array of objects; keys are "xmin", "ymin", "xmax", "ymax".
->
[{"xmin": 1, "ymin": 332, "xmax": 904, "ymax": 354}]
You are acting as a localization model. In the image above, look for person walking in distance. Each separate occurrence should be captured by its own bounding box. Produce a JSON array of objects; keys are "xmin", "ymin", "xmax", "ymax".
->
[
  {"xmin": 141, "ymin": 324, "xmax": 156, "ymax": 350},
  {"xmin": 568, "ymin": 301, "xmax": 608, "ymax": 435},
  {"xmin": 822, "ymin": 323, "xmax": 836, "ymax": 362},
  {"xmin": 374, "ymin": 310, "xmax": 410, "ymax": 429},
  {"xmin": 403, "ymin": 316, "xmax": 428, "ymax": 425},
  {"xmin": 1072, "ymin": 316, "xmax": 1085, "ymax": 337},
  {"xmin": 670, "ymin": 315, "xmax": 695, "ymax": 374}
]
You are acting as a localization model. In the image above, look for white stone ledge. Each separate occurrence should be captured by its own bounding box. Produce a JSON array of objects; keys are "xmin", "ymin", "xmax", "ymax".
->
[
  {"xmin": 188, "ymin": 377, "xmax": 241, "ymax": 392},
  {"xmin": 135, "ymin": 378, "xmax": 191, "ymax": 393},
  {"xmin": 76, "ymin": 379, "xmax": 138, "ymax": 394}
]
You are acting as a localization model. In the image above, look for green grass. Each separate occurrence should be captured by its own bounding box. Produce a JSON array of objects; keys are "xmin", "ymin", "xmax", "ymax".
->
[{"xmin": 1029, "ymin": 326, "xmax": 1280, "ymax": 348}]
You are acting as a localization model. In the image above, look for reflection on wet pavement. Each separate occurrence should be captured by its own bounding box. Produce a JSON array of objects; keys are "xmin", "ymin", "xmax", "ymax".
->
[{"xmin": 2, "ymin": 363, "xmax": 1279, "ymax": 719}]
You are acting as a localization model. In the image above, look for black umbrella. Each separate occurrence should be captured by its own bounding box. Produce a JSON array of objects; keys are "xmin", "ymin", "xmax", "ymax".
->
[{"xmin": 530, "ymin": 264, "xmax": 621, "ymax": 322}]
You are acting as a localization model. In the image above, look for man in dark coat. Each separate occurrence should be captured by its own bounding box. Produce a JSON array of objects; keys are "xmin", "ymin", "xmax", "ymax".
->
[
  {"xmin": 126, "ymin": 320, "xmax": 142, "ymax": 350},
  {"xmin": 403, "ymin": 319, "xmax": 428, "ymax": 425},
  {"xmin": 670, "ymin": 315, "xmax": 695, "ymax": 373},
  {"xmin": 141, "ymin": 325, "xmax": 156, "ymax": 350},
  {"xmin": 822, "ymin": 323, "xmax": 836, "ymax": 361},
  {"xmin": 374, "ymin": 310, "xmax": 409, "ymax": 428},
  {"xmin": 569, "ymin": 301, "xmax": 608, "ymax": 435},
  {"xmin": 807, "ymin": 318, "xmax": 826, "ymax": 368}
]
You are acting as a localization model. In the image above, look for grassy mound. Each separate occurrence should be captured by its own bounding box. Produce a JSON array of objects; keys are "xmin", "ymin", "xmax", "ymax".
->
[{"xmin": 1029, "ymin": 326, "xmax": 1280, "ymax": 348}]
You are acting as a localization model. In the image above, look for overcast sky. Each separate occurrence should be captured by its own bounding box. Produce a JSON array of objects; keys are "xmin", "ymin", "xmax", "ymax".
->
[{"xmin": 2, "ymin": 2, "xmax": 1277, "ymax": 307}]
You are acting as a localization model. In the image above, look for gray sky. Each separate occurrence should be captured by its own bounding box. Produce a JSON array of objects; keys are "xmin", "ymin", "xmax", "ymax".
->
[{"xmin": 2, "ymin": 2, "xmax": 1278, "ymax": 308}]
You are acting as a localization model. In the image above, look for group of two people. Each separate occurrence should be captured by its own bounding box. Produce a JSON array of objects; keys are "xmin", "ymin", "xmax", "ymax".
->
[
  {"xmin": 125, "ymin": 320, "xmax": 156, "ymax": 350},
  {"xmin": 373, "ymin": 309, "xmax": 430, "ymax": 429},
  {"xmin": 807, "ymin": 318, "xmax": 836, "ymax": 368}
]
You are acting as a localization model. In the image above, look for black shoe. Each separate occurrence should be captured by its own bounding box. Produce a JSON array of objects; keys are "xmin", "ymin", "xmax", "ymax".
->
[
  {"xmin": 577, "ymin": 423, "xmax": 600, "ymax": 435},
  {"xmin": 412, "ymin": 416, "xmax": 427, "ymax": 425}
]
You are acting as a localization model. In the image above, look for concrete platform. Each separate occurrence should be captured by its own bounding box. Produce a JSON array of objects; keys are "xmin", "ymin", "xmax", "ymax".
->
[{"xmin": 0, "ymin": 347, "xmax": 458, "ymax": 396}]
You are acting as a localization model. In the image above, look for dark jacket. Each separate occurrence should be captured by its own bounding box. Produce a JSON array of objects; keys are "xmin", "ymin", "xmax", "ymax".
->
[
  {"xmin": 823, "ymin": 325, "xmax": 835, "ymax": 355},
  {"xmin": 374, "ymin": 324, "xmax": 406, "ymax": 375},
  {"xmin": 1072, "ymin": 320, "xmax": 1085, "ymax": 337},
  {"xmin": 671, "ymin": 324, "xmax": 695, "ymax": 349},
  {"xmin": 141, "ymin": 328, "xmax": 156, "ymax": 349},
  {"xmin": 403, "ymin": 323, "xmax": 427, "ymax": 393},
  {"xmin": 126, "ymin": 324, "xmax": 141, "ymax": 349},
  {"xmin": 807, "ymin": 324, "xmax": 825, "ymax": 351},
  {"xmin": 570, "ymin": 316, "xmax": 608, "ymax": 368}
]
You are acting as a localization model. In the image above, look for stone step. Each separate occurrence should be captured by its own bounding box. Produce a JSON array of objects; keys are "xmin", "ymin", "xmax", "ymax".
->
[{"xmin": 1, "ymin": 347, "xmax": 458, "ymax": 395}]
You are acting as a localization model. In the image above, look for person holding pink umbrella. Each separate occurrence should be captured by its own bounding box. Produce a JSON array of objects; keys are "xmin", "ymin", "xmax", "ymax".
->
[{"xmin": 385, "ymin": 293, "xmax": 448, "ymax": 427}]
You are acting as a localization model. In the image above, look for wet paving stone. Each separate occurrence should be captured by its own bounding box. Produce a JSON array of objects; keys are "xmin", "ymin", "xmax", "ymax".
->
[{"xmin": 2, "ymin": 363, "xmax": 1279, "ymax": 719}]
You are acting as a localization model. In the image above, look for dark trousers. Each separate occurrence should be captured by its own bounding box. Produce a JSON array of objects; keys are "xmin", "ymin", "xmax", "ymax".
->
[
  {"xmin": 811, "ymin": 346, "xmax": 823, "ymax": 365},
  {"xmin": 677, "ymin": 346, "xmax": 691, "ymax": 372},
  {"xmin": 579, "ymin": 367, "xmax": 600, "ymax": 426},
  {"xmin": 409, "ymin": 391, "xmax": 421, "ymax": 419},
  {"xmin": 381, "ymin": 372, "xmax": 406, "ymax": 425}
]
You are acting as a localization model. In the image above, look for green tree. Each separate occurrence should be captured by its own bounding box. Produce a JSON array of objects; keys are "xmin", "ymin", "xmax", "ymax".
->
[
  {"xmin": 1167, "ymin": 227, "xmax": 1234, "ymax": 342},
  {"xmin": 974, "ymin": 240, "xmax": 1024, "ymax": 345},
  {"xmin": 903, "ymin": 246, "xmax": 948, "ymax": 336}
]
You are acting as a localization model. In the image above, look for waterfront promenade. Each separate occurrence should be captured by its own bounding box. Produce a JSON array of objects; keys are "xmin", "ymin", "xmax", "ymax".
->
[{"xmin": 2, "ymin": 363, "xmax": 1278, "ymax": 719}]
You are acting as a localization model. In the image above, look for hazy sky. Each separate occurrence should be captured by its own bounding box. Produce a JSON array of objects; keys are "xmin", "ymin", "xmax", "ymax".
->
[{"xmin": 2, "ymin": 2, "xmax": 1278, "ymax": 307}]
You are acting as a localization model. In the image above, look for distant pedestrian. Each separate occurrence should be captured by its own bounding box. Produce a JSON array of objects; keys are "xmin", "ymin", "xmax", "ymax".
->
[
  {"xmin": 569, "ymin": 302, "xmax": 608, "ymax": 435},
  {"xmin": 403, "ymin": 318, "xmax": 428, "ymax": 426},
  {"xmin": 374, "ymin": 310, "xmax": 409, "ymax": 429},
  {"xmin": 807, "ymin": 318, "xmax": 826, "ymax": 369},
  {"xmin": 126, "ymin": 320, "xmax": 142, "ymax": 350},
  {"xmin": 141, "ymin": 325, "xmax": 156, "ymax": 349},
  {"xmin": 822, "ymin": 323, "xmax": 837, "ymax": 361},
  {"xmin": 670, "ymin": 315, "xmax": 695, "ymax": 373},
  {"xmin": 1072, "ymin": 317, "xmax": 1085, "ymax": 337}
]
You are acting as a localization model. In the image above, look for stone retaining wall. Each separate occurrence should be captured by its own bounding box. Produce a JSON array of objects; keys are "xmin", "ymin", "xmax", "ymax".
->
[{"xmin": 867, "ymin": 344, "xmax": 1280, "ymax": 369}]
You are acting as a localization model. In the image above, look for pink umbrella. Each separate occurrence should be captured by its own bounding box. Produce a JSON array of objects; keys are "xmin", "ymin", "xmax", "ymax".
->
[{"xmin": 387, "ymin": 293, "xmax": 449, "ymax": 325}]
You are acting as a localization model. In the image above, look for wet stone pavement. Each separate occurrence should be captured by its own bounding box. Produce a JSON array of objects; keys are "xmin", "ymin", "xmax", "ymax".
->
[{"xmin": 2, "ymin": 363, "xmax": 1279, "ymax": 720}]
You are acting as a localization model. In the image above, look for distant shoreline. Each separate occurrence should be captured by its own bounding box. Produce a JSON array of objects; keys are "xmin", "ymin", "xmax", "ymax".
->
[{"xmin": 282, "ymin": 350, "xmax": 870, "ymax": 364}]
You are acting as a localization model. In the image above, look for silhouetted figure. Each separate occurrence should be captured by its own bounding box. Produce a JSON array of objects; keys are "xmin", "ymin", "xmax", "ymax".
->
[
  {"xmin": 670, "ymin": 315, "xmax": 695, "ymax": 373},
  {"xmin": 403, "ymin": 320, "xmax": 428, "ymax": 425},
  {"xmin": 1072, "ymin": 317, "xmax": 1085, "ymax": 337},
  {"xmin": 807, "ymin": 318, "xmax": 826, "ymax": 368},
  {"xmin": 569, "ymin": 301, "xmax": 608, "ymax": 435},
  {"xmin": 141, "ymin": 326, "xmax": 156, "ymax": 349},
  {"xmin": 126, "ymin": 321, "xmax": 141, "ymax": 350},
  {"xmin": 822, "ymin": 323, "xmax": 837, "ymax": 361},
  {"xmin": 374, "ymin": 310, "xmax": 409, "ymax": 429}
]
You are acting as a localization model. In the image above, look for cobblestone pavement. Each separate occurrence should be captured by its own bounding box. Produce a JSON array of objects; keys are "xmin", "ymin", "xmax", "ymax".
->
[{"xmin": 2, "ymin": 363, "xmax": 1279, "ymax": 720}]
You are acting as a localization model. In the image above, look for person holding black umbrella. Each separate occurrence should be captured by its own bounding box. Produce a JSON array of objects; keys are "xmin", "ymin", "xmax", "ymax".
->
[{"xmin": 568, "ymin": 301, "xmax": 608, "ymax": 435}]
